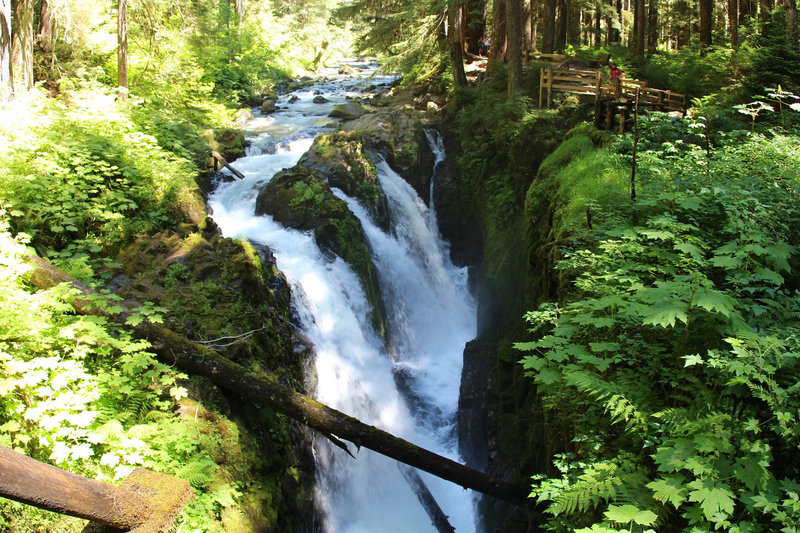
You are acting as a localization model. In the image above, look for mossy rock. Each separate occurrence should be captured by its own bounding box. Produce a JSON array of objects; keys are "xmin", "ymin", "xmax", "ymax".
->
[
  {"xmin": 261, "ymin": 99, "xmax": 278, "ymax": 114},
  {"xmin": 342, "ymin": 108, "xmax": 435, "ymax": 199},
  {"xmin": 297, "ymin": 131, "xmax": 386, "ymax": 224},
  {"xmin": 329, "ymin": 102, "xmax": 369, "ymax": 120},
  {"xmin": 199, "ymin": 128, "xmax": 247, "ymax": 161},
  {"xmin": 109, "ymin": 230, "xmax": 295, "ymax": 371},
  {"xmin": 254, "ymin": 166, "xmax": 386, "ymax": 336}
]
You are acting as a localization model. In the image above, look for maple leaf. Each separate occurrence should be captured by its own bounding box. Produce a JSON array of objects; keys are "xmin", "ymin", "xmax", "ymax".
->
[{"xmin": 687, "ymin": 478, "xmax": 735, "ymax": 519}]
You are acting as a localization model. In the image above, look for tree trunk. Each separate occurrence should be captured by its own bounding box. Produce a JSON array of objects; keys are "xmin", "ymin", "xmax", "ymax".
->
[
  {"xmin": 542, "ymin": 0, "xmax": 556, "ymax": 52},
  {"xmin": 36, "ymin": 0, "xmax": 54, "ymax": 64},
  {"xmin": 11, "ymin": 0, "xmax": 33, "ymax": 91},
  {"xmin": 0, "ymin": 0, "xmax": 12, "ymax": 99},
  {"xmin": 739, "ymin": 0, "xmax": 754, "ymax": 22},
  {"xmin": 465, "ymin": 0, "xmax": 486, "ymax": 55},
  {"xmin": 522, "ymin": 0, "xmax": 532, "ymax": 54},
  {"xmin": 595, "ymin": 9, "xmax": 601, "ymax": 46},
  {"xmin": 760, "ymin": 0, "xmax": 772, "ymax": 22},
  {"xmin": 490, "ymin": 0, "xmax": 508, "ymax": 60},
  {"xmin": 729, "ymin": 0, "xmax": 739, "ymax": 48},
  {"xmin": 449, "ymin": 0, "xmax": 468, "ymax": 87},
  {"xmin": 556, "ymin": 0, "xmax": 567, "ymax": 50},
  {"xmin": 635, "ymin": 0, "xmax": 646, "ymax": 54},
  {"xmin": 787, "ymin": 0, "xmax": 798, "ymax": 48},
  {"xmin": 24, "ymin": 254, "xmax": 530, "ymax": 506},
  {"xmin": 648, "ymin": 0, "xmax": 658, "ymax": 53},
  {"xmin": 699, "ymin": 0, "xmax": 713, "ymax": 48},
  {"xmin": 506, "ymin": 0, "xmax": 524, "ymax": 96},
  {"xmin": 531, "ymin": 0, "xmax": 540, "ymax": 51},
  {"xmin": 0, "ymin": 447, "xmax": 192, "ymax": 531},
  {"xmin": 117, "ymin": 0, "xmax": 128, "ymax": 101},
  {"xmin": 567, "ymin": 3, "xmax": 580, "ymax": 44}
]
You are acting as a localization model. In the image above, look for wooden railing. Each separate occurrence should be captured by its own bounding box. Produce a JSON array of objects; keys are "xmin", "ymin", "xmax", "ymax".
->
[
  {"xmin": 539, "ymin": 66, "xmax": 688, "ymax": 115},
  {"xmin": 539, "ymin": 67, "xmax": 602, "ymax": 108}
]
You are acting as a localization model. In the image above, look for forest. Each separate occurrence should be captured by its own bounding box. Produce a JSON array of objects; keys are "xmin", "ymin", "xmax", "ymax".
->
[{"xmin": 1, "ymin": 0, "xmax": 799, "ymax": 532}]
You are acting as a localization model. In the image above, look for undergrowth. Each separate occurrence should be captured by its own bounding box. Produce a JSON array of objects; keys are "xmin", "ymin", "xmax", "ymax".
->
[{"xmin": 518, "ymin": 96, "xmax": 800, "ymax": 532}]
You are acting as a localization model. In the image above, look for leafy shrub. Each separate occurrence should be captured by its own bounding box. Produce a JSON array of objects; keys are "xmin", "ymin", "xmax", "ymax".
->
[{"xmin": 518, "ymin": 116, "xmax": 800, "ymax": 532}]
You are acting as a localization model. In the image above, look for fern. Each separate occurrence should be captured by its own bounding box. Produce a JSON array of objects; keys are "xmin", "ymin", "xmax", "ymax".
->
[
  {"xmin": 543, "ymin": 460, "xmax": 650, "ymax": 519},
  {"xmin": 178, "ymin": 457, "xmax": 216, "ymax": 489},
  {"xmin": 564, "ymin": 371, "xmax": 650, "ymax": 437}
]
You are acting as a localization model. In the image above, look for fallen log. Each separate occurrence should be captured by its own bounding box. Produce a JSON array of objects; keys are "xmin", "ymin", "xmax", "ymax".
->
[
  {"xmin": 0, "ymin": 445, "xmax": 192, "ymax": 532},
  {"xmin": 209, "ymin": 149, "xmax": 246, "ymax": 180},
  {"xmin": 400, "ymin": 465, "xmax": 456, "ymax": 533},
  {"xmin": 25, "ymin": 255, "xmax": 529, "ymax": 505}
]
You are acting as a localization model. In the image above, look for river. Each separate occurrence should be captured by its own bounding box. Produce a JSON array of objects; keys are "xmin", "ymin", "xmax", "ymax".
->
[{"xmin": 207, "ymin": 62, "xmax": 477, "ymax": 533}]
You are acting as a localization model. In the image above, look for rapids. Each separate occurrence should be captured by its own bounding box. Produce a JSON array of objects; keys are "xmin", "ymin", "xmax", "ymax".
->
[{"xmin": 207, "ymin": 62, "xmax": 477, "ymax": 532}]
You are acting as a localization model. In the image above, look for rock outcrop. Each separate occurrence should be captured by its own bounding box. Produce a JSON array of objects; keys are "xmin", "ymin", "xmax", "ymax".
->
[
  {"xmin": 105, "ymin": 226, "xmax": 314, "ymax": 532},
  {"xmin": 255, "ymin": 164, "xmax": 387, "ymax": 337},
  {"xmin": 253, "ymin": 106, "xmax": 435, "ymax": 340},
  {"xmin": 342, "ymin": 108, "xmax": 435, "ymax": 199}
]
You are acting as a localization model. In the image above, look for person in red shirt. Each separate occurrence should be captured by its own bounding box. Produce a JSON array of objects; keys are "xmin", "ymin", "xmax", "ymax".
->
[{"xmin": 609, "ymin": 63, "xmax": 623, "ymax": 98}]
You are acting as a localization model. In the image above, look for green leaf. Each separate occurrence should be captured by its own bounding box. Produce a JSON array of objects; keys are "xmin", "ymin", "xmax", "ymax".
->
[
  {"xmin": 589, "ymin": 342, "xmax": 621, "ymax": 353},
  {"xmin": 693, "ymin": 290, "xmax": 735, "ymax": 317},
  {"xmin": 734, "ymin": 454, "xmax": 769, "ymax": 492},
  {"xmin": 683, "ymin": 354, "xmax": 704, "ymax": 367},
  {"xmin": 535, "ymin": 366, "xmax": 563, "ymax": 385},
  {"xmin": 125, "ymin": 313, "xmax": 144, "ymax": 327},
  {"xmin": 653, "ymin": 439, "xmax": 695, "ymax": 472},
  {"xmin": 643, "ymin": 303, "xmax": 689, "ymax": 328},
  {"xmin": 604, "ymin": 504, "xmax": 658, "ymax": 526},
  {"xmin": 709, "ymin": 254, "xmax": 742, "ymax": 269},
  {"xmin": 687, "ymin": 478, "xmax": 735, "ymax": 519},
  {"xmin": 521, "ymin": 356, "xmax": 546, "ymax": 371},
  {"xmin": 647, "ymin": 474, "xmax": 689, "ymax": 508}
]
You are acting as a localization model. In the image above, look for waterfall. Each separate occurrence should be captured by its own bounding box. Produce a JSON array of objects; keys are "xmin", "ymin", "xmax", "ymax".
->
[{"xmin": 208, "ymin": 64, "xmax": 477, "ymax": 532}]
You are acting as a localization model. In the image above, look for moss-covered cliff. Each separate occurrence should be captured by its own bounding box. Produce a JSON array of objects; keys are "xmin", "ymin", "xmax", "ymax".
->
[{"xmin": 436, "ymin": 83, "xmax": 602, "ymax": 532}]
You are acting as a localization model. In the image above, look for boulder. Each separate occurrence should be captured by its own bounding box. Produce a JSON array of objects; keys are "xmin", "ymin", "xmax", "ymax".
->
[
  {"xmin": 342, "ymin": 108, "xmax": 435, "ymax": 199},
  {"xmin": 312, "ymin": 95, "xmax": 329, "ymax": 104},
  {"xmin": 288, "ymin": 95, "xmax": 300, "ymax": 104},
  {"xmin": 297, "ymin": 131, "xmax": 385, "ymax": 224},
  {"xmin": 328, "ymin": 102, "xmax": 368, "ymax": 121},
  {"xmin": 261, "ymin": 99, "xmax": 278, "ymax": 114},
  {"xmin": 234, "ymin": 108, "xmax": 253, "ymax": 125},
  {"xmin": 254, "ymin": 165, "xmax": 386, "ymax": 337},
  {"xmin": 338, "ymin": 64, "xmax": 359, "ymax": 75}
]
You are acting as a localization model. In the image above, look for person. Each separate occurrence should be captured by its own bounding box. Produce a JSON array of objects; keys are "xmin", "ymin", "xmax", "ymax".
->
[
  {"xmin": 478, "ymin": 36, "xmax": 490, "ymax": 57},
  {"xmin": 609, "ymin": 63, "xmax": 623, "ymax": 99}
]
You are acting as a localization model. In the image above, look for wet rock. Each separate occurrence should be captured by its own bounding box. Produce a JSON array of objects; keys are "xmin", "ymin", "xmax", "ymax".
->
[
  {"xmin": 338, "ymin": 64, "xmax": 359, "ymax": 75},
  {"xmin": 261, "ymin": 98, "xmax": 278, "ymax": 114},
  {"xmin": 288, "ymin": 95, "xmax": 300, "ymax": 104},
  {"xmin": 312, "ymin": 95, "xmax": 329, "ymax": 104},
  {"xmin": 234, "ymin": 108, "xmax": 253, "ymax": 124},
  {"xmin": 254, "ymin": 165, "xmax": 386, "ymax": 337},
  {"xmin": 342, "ymin": 108, "xmax": 435, "ymax": 199},
  {"xmin": 328, "ymin": 102, "xmax": 368, "ymax": 121}
]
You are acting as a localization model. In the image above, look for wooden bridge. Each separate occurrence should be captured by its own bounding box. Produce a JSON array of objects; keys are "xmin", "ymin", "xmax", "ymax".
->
[{"xmin": 538, "ymin": 65, "xmax": 689, "ymax": 131}]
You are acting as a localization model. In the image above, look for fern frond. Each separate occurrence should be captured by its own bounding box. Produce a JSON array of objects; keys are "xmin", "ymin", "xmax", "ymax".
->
[
  {"xmin": 178, "ymin": 457, "xmax": 216, "ymax": 488},
  {"xmin": 564, "ymin": 370, "xmax": 650, "ymax": 436},
  {"xmin": 548, "ymin": 462, "xmax": 621, "ymax": 516}
]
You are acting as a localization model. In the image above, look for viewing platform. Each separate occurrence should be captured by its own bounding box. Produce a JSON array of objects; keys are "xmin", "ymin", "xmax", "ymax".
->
[{"xmin": 538, "ymin": 62, "xmax": 689, "ymax": 132}]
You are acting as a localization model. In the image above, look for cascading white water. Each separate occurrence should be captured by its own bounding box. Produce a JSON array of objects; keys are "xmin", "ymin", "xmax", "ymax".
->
[{"xmin": 207, "ymin": 63, "xmax": 477, "ymax": 532}]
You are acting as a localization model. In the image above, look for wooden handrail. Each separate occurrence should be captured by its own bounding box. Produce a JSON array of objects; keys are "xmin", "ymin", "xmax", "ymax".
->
[
  {"xmin": 0, "ymin": 445, "xmax": 192, "ymax": 531},
  {"xmin": 540, "ymin": 66, "xmax": 687, "ymax": 115}
]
